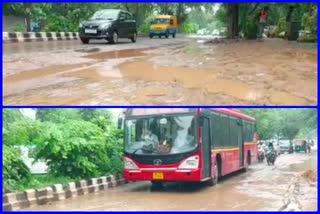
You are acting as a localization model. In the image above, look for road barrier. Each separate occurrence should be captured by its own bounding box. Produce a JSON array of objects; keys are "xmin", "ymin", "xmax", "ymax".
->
[
  {"xmin": 3, "ymin": 32, "xmax": 79, "ymax": 43},
  {"xmin": 3, "ymin": 174, "xmax": 127, "ymax": 211},
  {"xmin": 3, "ymin": 32, "xmax": 151, "ymax": 43}
]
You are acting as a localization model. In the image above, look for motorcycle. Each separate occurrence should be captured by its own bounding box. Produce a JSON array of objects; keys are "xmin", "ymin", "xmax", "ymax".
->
[
  {"xmin": 258, "ymin": 150, "xmax": 265, "ymax": 163},
  {"xmin": 266, "ymin": 150, "xmax": 276, "ymax": 165}
]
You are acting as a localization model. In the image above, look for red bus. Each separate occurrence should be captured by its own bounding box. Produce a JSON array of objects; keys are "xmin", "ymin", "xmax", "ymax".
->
[{"xmin": 123, "ymin": 108, "xmax": 258, "ymax": 186}]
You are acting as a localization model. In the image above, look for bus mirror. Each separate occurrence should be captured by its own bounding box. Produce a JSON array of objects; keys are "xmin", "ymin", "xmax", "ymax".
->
[{"xmin": 117, "ymin": 118, "xmax": 123, "ymax": 129}]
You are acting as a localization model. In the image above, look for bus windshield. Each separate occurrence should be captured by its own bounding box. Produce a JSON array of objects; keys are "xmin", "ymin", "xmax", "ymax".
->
[
  {"xmin": 125, "ymin": 115, "xmax": 196, "ymax": 155},
  {"xmin": 153, "ymin": 19, "xmax": 170, "ymax": 24}
]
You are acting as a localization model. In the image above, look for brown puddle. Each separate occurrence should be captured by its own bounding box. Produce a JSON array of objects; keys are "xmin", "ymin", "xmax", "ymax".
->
[
  {"xmin": 3, "ymin": 63, "xmax": 89, "ymax": 83},
  {"xmin": 116, "ymin": 60, "xmax": 309, "ymax": 105},
  {"xmin": 86, "ymin": 48, "xmax": 149, "ymax": 60},
  {"xmin": 3, "ymin": 39, "xmax": 316, "ymax": 105}
]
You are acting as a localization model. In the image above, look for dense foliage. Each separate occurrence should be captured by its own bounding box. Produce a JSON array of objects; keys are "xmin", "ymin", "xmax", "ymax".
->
[
  {"xmin": 242, "ymin": 109, "xmax": 317, "ymax": 140},
  {"xmin": 214, "ymin": 3, "xmax": 317, "ymax": 39},
  {"xmin": 4, "ymin": 3, "xmax": 317, "ymax": 40},
  {"xmin": 3, "ymin": 145, "xmax": 31, "ymax": 192},
  {"xmin": 3, "ymin": 109, "xmax": 123, "ymax": 191}
]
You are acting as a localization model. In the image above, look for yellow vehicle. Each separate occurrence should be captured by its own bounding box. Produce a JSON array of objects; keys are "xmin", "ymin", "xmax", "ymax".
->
[{"xmin": 149, "ymin": 15, "xmax": 178, "ymax": 39}]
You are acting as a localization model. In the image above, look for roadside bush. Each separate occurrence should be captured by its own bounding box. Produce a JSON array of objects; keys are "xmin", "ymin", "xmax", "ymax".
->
[
  {"xmin": 138, "ymin": 23, "xmax": 151, "ymax": 34},
  {"xmin": 302, "ymin": 6, "xmax": 317, "ymax": 35},
  {"xmin": 3, "ymin": 119, "xmax": 45, "ymax": 146},
  {"xmin": 35, "ymin": 120, "xmax": 112, "ymax": 179},
  {"xmin": 13, "ymin": 23, "xmax": 26, "ymax": 32},
  {"xmin": 275, "ymin": 17, "xmax": 287, "ymax": 37},
  {"xmin": 45, "ymin": 15, "xmax": 78, "ymax": 32},
  {"xmin": 3, "ymin": 145, "xmax": 31, "ymax": 192},
  {"xmin": 104, "ymin": 127, "xmax": 124, "ymax": 174},
  {"xmin": 244, "ymin": 18, "xmax": 258, "ymax": 39},
  {"xmin": 180, "ymin": 21, "xmax": 199, "ymax": 34}
]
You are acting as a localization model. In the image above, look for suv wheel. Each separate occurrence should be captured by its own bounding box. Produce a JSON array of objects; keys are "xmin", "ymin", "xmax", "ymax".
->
[
  {"xmin": 131, "ymin": 32, "xmax": 137, "ymax": 43},
  {"xmin": 80, "ymin": 38, "xmax": 89, "ymax": 44},
  {"xmin": 110, "ymin": 31, "xmax": 118, "ymax": 44}
]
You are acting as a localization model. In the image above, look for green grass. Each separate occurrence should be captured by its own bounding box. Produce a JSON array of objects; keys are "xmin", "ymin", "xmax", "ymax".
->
[{"xmin": 12, "ymin": 174, "xmax": 73, "ymax": 192}]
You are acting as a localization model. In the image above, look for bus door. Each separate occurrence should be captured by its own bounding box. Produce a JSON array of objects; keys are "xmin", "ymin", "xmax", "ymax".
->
[
  {"xmin": 200, "ymin": 117, "xmax": 211, "ymax": 179},
  {"xmin": 238, "ymin": 120, "xmax": 244, "ymax": 167}
]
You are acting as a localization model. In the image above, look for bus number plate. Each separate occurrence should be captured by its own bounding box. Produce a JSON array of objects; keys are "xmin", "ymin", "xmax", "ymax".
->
[{"xmin": 153, "ymin": 172, "xmax": 164, "ymax": 180}]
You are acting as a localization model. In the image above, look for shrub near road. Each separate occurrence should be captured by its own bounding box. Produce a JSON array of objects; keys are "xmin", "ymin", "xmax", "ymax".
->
[{"xmin": 3, "ymin": 109, "xmax": 124, "ymax": 192}]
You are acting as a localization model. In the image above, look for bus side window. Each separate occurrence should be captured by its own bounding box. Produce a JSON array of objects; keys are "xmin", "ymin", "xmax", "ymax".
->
[
  {"xmin": 170, "ymin": 19, "xmax": 174, "ymax": 25},
  {"xmin": 229, "ymin": 117, "xmax": 238, "ymax": 147},
  {"xmin": 221, "ymin": 115, "xmax": 230, "ymax": 147},
  {"xmin": 211, "ymin": 113, "xmax": 221, "ymax": 148},
  {"xmin": 243, "ymin": 121, "xmax": 248, "ymax": 142}
]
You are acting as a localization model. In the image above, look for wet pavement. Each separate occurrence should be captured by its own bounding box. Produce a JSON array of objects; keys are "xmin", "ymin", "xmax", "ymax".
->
[
  {"xmin": 3, "ymin": 37, "xmax": 317, "ymax": 106},
  {"xmin": 23, "ymin": 151, "xmax": 317, "ymax": 211}
]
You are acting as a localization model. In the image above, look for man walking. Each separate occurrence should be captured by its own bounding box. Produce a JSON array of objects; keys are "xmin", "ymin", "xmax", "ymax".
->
[{"xmin": 257, "ymin": 6, "xmax": 269, "ymax": 40}]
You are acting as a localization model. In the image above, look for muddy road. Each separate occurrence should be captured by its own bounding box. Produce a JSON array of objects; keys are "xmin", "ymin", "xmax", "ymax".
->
[
  {"xmin": 23, "ymin": 152, "xmax": 317, "ymax": 211},
  {"xmin": 3, "ymin": 37, "xmax": 317, "ymax": 106}
]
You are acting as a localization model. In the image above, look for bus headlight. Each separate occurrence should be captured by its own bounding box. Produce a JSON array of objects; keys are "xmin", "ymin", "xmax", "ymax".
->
[
  {"xmin": 178, "ymin": 155, "xmax": 199, "ymax": 169},
  {"xmin": 124, "ymin": 157, "xmax": 139, "ymax": 170}
]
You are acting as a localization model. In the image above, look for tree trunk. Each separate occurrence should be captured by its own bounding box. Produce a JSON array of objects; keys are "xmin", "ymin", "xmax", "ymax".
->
[
  {"xmin": 227, "ymin": 3, "xmax": 239, "ymax": 39},
  {"xmin": 176, "ymin": 3, "xmax": 184, "ymax": 25},
  {"xmin": 24, "ymin": 3, "xmax": 32, "ymax": 32}
]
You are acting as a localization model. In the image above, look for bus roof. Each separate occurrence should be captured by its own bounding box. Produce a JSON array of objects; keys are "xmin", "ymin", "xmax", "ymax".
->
[
  {"xmin": 207, "ymin": 108, "xmax": 256, "ymax": 122},
  {"xmin": 126, "ymin": 108, "xmax": 193, "ymax": 116},
  {"xmin": 155, "ymin": 15, "xmax": 176, "ymax": 19},
  {"xmin": 125, "ymin": 108, "xmax": 256, "ymax": 122}
]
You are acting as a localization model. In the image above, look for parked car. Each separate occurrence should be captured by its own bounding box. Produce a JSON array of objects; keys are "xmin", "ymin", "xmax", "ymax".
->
[
  {"xmin": 79, "ymin": 9, "xmax": 137, "ymax": 44},
  {"xmin": 278, "ymin": 139, "xmax": 293, "ymax": 154}
]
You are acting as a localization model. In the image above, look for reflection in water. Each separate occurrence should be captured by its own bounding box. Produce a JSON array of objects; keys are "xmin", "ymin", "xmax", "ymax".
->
[{"xmin": 21, "ymin": 153, "xmax": 317, "ymax": 211}]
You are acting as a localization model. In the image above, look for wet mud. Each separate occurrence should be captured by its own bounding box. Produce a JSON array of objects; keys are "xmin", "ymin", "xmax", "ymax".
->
[
  {"xmin": 22, "ymin": 152, "xmax": 317, "ymax": 211},
  {"xmin": 3, "ymin": 38, "xmax": 317, "ymax": 105}
]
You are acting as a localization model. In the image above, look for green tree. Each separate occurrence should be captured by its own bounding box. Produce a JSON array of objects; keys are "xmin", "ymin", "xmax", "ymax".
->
[
  {"xmin": 36, "ymin": 108, "xmax": 80, "ymax": 123},
  {"xmin": 3, "ymin": 145, "xmax": 31, "ymax": 192},
  {"xmin": 3, "ymin": 109, "xmax": 24, "ymax": 129},
  {"xmin": 34, "ymin": 120, "xmax": 112, "ymax": 178}
]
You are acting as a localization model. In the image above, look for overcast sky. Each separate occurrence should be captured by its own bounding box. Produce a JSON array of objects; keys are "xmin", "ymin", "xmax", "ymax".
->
[{"xmin": 20, "ymin": 108, "xmax": 124, "ymax": 121}]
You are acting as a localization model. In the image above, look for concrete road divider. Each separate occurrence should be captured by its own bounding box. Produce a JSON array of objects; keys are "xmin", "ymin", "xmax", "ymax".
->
[
  {"xmin": 3, "ymin": 174, "xmax": 126, "ymax": 211},
  {"xmin": 3, "ymin": 32, "xmax": 79, "ymax": 43}
]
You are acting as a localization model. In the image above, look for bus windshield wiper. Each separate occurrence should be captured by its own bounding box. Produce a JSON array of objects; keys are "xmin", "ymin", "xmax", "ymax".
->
[
  {"xmin": 132, "ymin": 147, "xmax": 143, "ymax": 155},
  {"xmin": 132, "ymin": 147, "xmax": 154, "ymax": 155}
]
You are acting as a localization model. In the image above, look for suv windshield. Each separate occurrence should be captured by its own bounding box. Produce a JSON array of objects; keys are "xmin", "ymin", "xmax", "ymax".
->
[
  {"xmin": 125, "ymin": 115, "xmax": 196, "ymax": 155},
  {"xmin": 90, "ymin": 10, "xmax": 119, "ymax": 20},
  {"xmin": 153, "ymin": 19, "xmax": 170, "ymax": 24}
]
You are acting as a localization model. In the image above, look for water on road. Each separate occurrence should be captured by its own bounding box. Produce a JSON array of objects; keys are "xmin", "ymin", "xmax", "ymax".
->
[
  {"xmin": 3, "ymin": 37, "xmax": 317, "ymax": 105},
  {"xmin": 22, "ymin": 152, "xmax": 317, "ymax": 211}
]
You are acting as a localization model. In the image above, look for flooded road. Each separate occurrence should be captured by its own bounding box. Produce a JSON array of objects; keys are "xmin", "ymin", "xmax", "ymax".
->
[
  {"xmin": 23, "ymin": 152, "xmax": 317, "ymax": 211},
  {"xmin": 3, "ymin": 37, "xmax": 317, "ymax": 105}
]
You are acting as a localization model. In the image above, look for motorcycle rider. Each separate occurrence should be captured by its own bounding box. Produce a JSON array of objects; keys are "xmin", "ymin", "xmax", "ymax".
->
[
  {"xmin": 266, "ymin": 142, "xmax": 276, "ymax": 165},
  {"xmin": 268, "ymin": 142, "xmax": 274, "ymax": 151}
]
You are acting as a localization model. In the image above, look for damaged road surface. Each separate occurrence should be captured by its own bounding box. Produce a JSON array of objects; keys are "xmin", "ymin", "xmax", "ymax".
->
[
  {"xmin": 3, "ymin": 37, "xmax": 317, "ymax": 105},
  {"xmin": 23, "ymin": 152, "xmax": 317, "ymax": 211}
]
